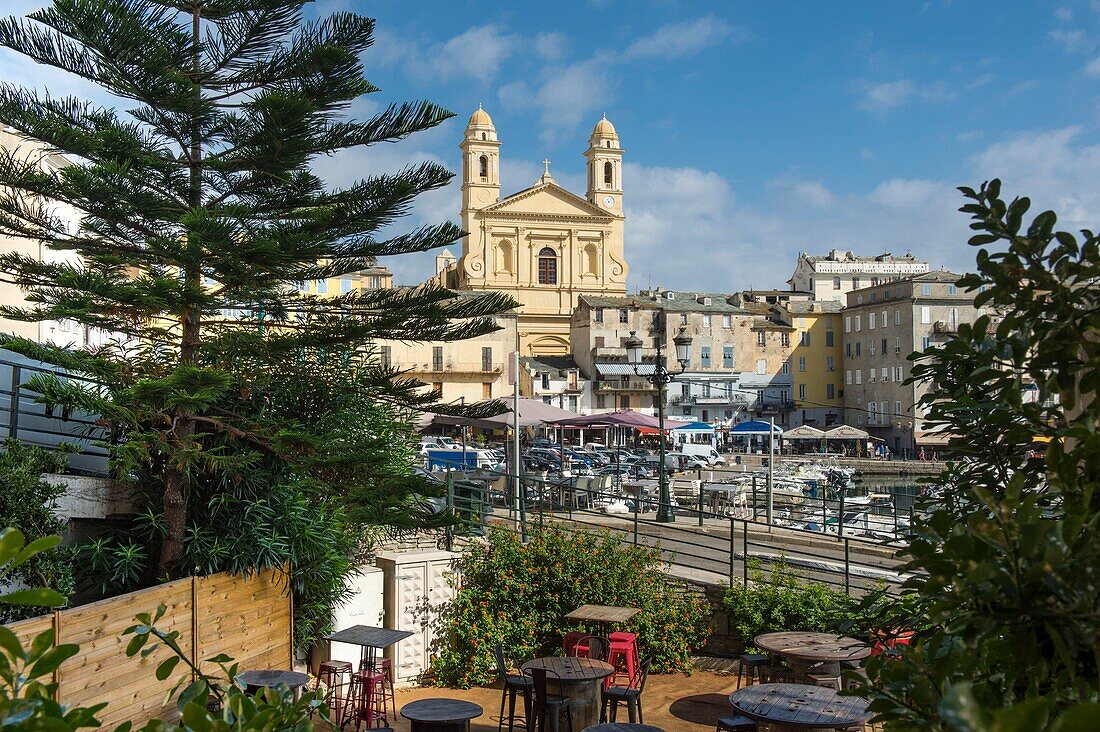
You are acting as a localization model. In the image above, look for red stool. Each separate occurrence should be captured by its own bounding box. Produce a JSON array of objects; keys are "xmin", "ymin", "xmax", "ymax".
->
[
  {"xmin": 317, "ymin": 660, "xmax": 352, "ymax": 718},
  {"xmin": 371, "ymin": 657, "xmax": 396, "ymax": 720},
  {"xmin": 346, "ymin": 668, "xmax": 386, "ymax": 730},
  {"xmin": 607, "ymin": 632, "xmax": 640, "ymax": 688},
  {"xmin": 563, "ymin": 631, "xmax": 587, "ymax": 657}
]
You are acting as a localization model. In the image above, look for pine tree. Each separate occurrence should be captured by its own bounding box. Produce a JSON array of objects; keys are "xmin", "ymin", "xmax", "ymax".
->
[{"xmin": 0, "ymin": 0, "xmax": 514, "ymax": 576}]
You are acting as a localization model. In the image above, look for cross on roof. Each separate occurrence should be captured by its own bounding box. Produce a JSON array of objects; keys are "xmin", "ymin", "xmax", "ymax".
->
[{"xmin": 543, "ymin": 158, "xmax": 551, "ymax": 175}]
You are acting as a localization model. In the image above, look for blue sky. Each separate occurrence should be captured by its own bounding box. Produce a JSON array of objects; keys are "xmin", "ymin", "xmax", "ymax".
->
[{"xmin": 4, "ymin": 1, "xmax": 1100, "ymax": 291}]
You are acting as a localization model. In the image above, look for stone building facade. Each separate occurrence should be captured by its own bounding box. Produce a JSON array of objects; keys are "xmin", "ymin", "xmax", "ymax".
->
[{"xmin": 789, "ymin": 249, "xmax": 929, "ymax": 302}]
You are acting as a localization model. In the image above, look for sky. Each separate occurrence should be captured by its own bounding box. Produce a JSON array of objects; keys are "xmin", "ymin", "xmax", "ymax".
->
[{"xmin": 3, "ymin": 0, "xmax": 1100, "ymax": 291}]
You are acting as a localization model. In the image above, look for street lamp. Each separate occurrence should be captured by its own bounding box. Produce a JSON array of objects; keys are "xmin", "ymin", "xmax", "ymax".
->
[{"xmin": 625, "ymin": 316, "xmax": 693, "ymax": 523}]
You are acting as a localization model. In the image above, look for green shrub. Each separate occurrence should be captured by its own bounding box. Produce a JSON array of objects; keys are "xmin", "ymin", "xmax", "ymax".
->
[
  {"xmin": 724, "ymin": 559, "xmax": 856, "ymax": 649},
  {"xmin": 429, "ymin": 525, "xmax": 711, "ymax": 688}
]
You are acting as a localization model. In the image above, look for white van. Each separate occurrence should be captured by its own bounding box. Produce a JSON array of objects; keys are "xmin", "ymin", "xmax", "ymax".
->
[{"xmin": 680, "ymin": 444, "xmax": 725, "ymax": 465}]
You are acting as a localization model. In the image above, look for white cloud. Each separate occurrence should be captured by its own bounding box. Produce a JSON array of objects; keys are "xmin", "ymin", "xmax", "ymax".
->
[
  {"xmin": 535, "ymin": 32, "xmax": 567, "ymax": 61},
  {"xmin": 1085, "ymin": 56, "xmax": 1100, "ymax": 77},
  {"xmin": 375, "ymin": 24, "xmax": 520, "ymax": 85},
  {"xmin": 857, "ymin": 79, "xmax": 955, "ymax": 114},
  {"xmin": 622, "ymin": 16, "xmax": 751, "ymax": 61},
  {"xmin": 499, "ymin": 59, "xmax": 616, "ymax": 144},
  {"xmin": 1049, "ymin": 29, "xmax": 1086, "ymax": 52},
  {"xmin": 868, "ymin": 178, "xmax": 943, "ymax": 209},
  {"xmin": 1054, "ymin": 7, "xmax": 1073, "ymax": 22},
  {"xmin": 793, "ymin": 181, "xmax": 836, "ymax": 210}
]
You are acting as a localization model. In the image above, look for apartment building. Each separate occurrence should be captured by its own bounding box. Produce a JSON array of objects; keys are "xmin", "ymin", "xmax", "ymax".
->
[
  {"xmin": 789, "ymin": 249, "xmax": 929, "ymax": 302},
  {"xmin": 774, "ymin": 300, "xmax": 845, "ymax": 427},
  {"xmin": 841, "ymin": 271, "xmax": 979, "ymax": 455},
  {"xmin": 520, "ymin": 356, "xmax": 592, "ymax": 413},
  {"xmin": 570, "ymin": 289, "xmax": 796, "ymax": 425}
]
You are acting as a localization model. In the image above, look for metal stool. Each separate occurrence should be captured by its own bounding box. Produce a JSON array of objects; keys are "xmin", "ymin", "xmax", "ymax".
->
[
  {"xmin": 371, "ymin": 657, "xmax": 397, "ymax": 720},
  {"xmin": 716, "ymin": 715, "xmax": 757, "ymax": 731},
  {"xmin": 736, "ymin": 653, "xmax": 768, "ymax": 687},
  {"xmin": 345, "ymin": 668, "xmax": 386, "ymax": 730},
  {"xmin": 317, "ymin": 660, "xmax": 352, "ymax": 718},
  {"xmin": 607, "ymin": 632, "xmax": 640, "ymax": 688}
]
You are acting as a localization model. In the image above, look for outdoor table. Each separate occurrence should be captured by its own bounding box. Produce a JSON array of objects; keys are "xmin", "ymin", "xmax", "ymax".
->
[
  {"xmin": 523, "ymin": 656, "xmax": 615, "ymax": 730},
  {"xmin": 324, "ymin": 624, "xmax": 413, "ymax": 671},
  {"xmin": 235, "ymin": 669, "xmax": 309, "ymax": 696},
  {"xmin": 400, "ymin": 698, "xmax": 482, "ymax": 732},
  {"xmin": 729, "ymin": 682, "xmax": 872, "ymax": 731},
  {"xmin": 581, "ymin": 724, "xmax": 664, "ymax": 732},
  {"xmin": 754, "ymin": 631, "xmax": 870, "ymax": 681}
]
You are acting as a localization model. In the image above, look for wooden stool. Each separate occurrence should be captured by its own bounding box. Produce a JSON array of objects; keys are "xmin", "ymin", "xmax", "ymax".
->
[
  {"xmin": 807, "ymin": 671, "xmax": 842, "ymax": 690},
  {"xmin": 607, "ymin": 632, "xmax": 640, "ymax": 688},
  {"xmin": 317, "ymin": 660, "xmax": 353, "ymax": 717},
  {"xmin": 716, "ymin": 715, "xmax": 757, "ymax": 731},
  {"xmin": 736, "ymin": 653, "xmax": 768, "ymax": 687}
]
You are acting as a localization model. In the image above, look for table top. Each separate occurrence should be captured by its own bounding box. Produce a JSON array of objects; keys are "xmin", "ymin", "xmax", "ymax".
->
[
  {"xmin": 564, "ymin": 604, "xmax": 641, "ymax": 624},
  {"xmin": 582, "ymin": 724, "xmax": 665, "ymax": 732},
  {"xmin": 236, "ymin": 670, "xmax": 310, "ymax": 689},
  {"xmin": 729, "ymin": 683, "xmax": 872, "ymax": 728},
  {"xmin": 522, "ymin": 656, "xmax": 615, "ymax": 682},
  {"xmin": 325, "ymin": 624, "xmax": 413, "ymax": 649},
  {"xmin": 400, "ymin": 698, "xmax": 483, "ymax": 723},
  {"xmin": 754, "ymin": 631, "xmax": 871, "ymax": 663}
]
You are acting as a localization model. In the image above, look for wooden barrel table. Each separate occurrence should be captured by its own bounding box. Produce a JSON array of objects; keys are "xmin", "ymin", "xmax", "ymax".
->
[{"xmin": 522, "ymin": 656, "xmax": 615, "ymax": 730}]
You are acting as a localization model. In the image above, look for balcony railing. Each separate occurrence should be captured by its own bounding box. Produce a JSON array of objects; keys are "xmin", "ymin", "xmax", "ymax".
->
[
  {"xmin": 933, "ymin": 320, "xmax": 959, "ymax": 335},
  {"xmin": 403, "ymin": 361, "xmax": 504, "ymax": 375},
  {"xmin": 595, "ymin": 380, "xmax": 656, "ymax": 393}
]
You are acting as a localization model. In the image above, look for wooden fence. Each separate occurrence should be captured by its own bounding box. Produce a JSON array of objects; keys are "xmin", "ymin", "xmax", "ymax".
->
[{"xmin": 5, "ymin": 569, "xmax": 292, "ymax": 728}]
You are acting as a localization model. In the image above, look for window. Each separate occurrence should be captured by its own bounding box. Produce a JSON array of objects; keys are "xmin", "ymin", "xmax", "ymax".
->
[
  {"xmin": 340, "ymin": 278, "xmax": 354, "ymax": 294},
  {"xmin": 700, "ymin": 346, "xmax": 711, "ymax": 367},
  {"xmin": 825, "ymin": 330, "xmax": 834, "ymax": 347},
  {"xmin": 921, "ymin": 283, "xmax": 932, "ymax": 296},
  {"xmin": 844, "ymin": 316, "xmax": 851, "ymax": 333},
  {"xmin": 879, "ymin": 367, "xmax": 887, "ymax": 382},
  {"xmin": 882, "ymin": 338, "xmax": 888, "ymax": 355},
  {"xmin": 869, "ymin": 402, "xmax": 877, "ymax": 423},
  {"xmin": 846, "ymin": 370, "xmax": 852, "ymax": 385},
  {"xmin": 757, "ymin": 332, "xmax": 766, "ymax": 347},
  {"xmin": 895, "ymin": 400, "xmax": 902, "ymax": 417},
  {"xmin": 380, "ymin": 345, "xmax": 391, "ymax": 368},
  {"xmin": 619, "ymin": 308, "xmax": 629, "ymax": 323},
  {"xmin": 723, "ymin": 346, "xmax": 733, "ymax": 368},
  {"xmin": 881, "ymin": 310, "xmax": 887, "ymax": 328},
  {"xmin": 680, "ymin": 312, "xmax": 688, "ymax": 325},
  {"xmin": 798, "ymin": 383, "xmax": 806, "ymax": 400},
  {"xmin": 857, "ymin": 294, "xmax": 863, "ymax": 305},
  {"xmin": 316, "ymin": 279, "xmax": 328, "ymax": 294},
  {"xmin": 483, "ymin": 382, "xmax": 492, "ymax": 399},
  {"xmin": 894, "ymin": 366, "xmax": 903, "ymax": 382},
  {"xmin": 869, "ymin": 341, "xmax": 876, "ymax": 357},
  {"xmin": 432, "ymin": 382, "xmax": 443, "ymax": 396},
  {"xmin": 756, "ymin": 359, "xmax": 767, "ymax": 375},
  {"xmin": 723, "ymin": 314, "xmax": 732, "ymax": 328},
  {"xmin": 682, "ymin": 407, "xmax": 692, "ymax": 417},
  {"xmin": 594, "ymin": 308, "xmax": 604, "ymax": 323},
  {"xmin": 920, "ymin": 306, "xmax": 931, "ymax": 324},
  {"xmin": 948, "ymin": 284, "xmax": 957, "ymax": 295},
  {"xmin": 894, "ymin": 308, "xmax": 901, "ymax": 325},
  {"xmin": 681, "ymin": 383, "xmax": 690, "ymax": 397},
  {"xmin": 568, "ymin": 395, "xmax": 578, "ymax": 411},
  {"xmin": 826, "ymin": 355, "xmax": 835, "ymax": 371},
  {"xmin": 482, "ymin": 346, "xmax": 492, "ymax": 372},
  {"xmin": 537, "ymin": 247, "xmax": 557, "ymax": 284},
  {"xmin": 604, "ymin": 161, "xmax": 613, "ymax": 186},
  {"xmin": 833, "ymin": 276, "xmax": 841, "ymax": 290},
  {"xmin": 798, "ymin": 356, "xmax": 806, "ymax": 372},
  {"xmin": 949, "ymin": 307, "xmax": 959, "ymax": 328},
  {"xmin": 855, "ymin": 315, "xmax": 861, "ymax": 332},
  {"xmin": 479, "ymin": 155, "xmax": 488, "ymax": 178},
  {"xmin": 594, "ymin": 336, "xmax": 605, "ymax": 348},
  {"xmin": 780, "ymin": 389, "xmax": 789, "ymax": 404},
  {"xmin": 781, "ymin": 360, "xmax": 791, "ymax": 375},
  {"xmin": 432, "ymin": 346, "xmax": 443, "ymax": 371},
  {"xmin": 922, "ymin": 336, "xmax": 931, "ymax": 350},
  {"xmin": 845, "ymin": 343, "xmax": 852, "ymax": 357},
  {"xmin": 703, "ymin": 382, "xmax": 712, "ymax": 397},
  {"xmin": 853, "ymin": 276, "xmax": 861, "ymax": 289},
  {"xmin": 827, "ymin": 383, "xmax": 835, "ymax": 399},
  {"xmin": 620, "ymin": 395, "xmax": 631, "ymax": 409},
  {"xmin": 855, "ymin": 369, "xmax": 862, "ymax": 384},
  {"xmin": 799, "ymin": 331, "xmax": 810, "ymax": 346},
  {"xmin": 855, "ymin": 342, "xmax": 861, "ymax": 357},
  {"xmin": 780, "ymin": 332, "xmax": 790, "ymax": 347},
  {"xmin": 868, "ymin": 369, "xmax": 875, "ymax": 383},
  {"xmin": 596, "ymin": 395, "xmax": 606, "ymax": 409}
]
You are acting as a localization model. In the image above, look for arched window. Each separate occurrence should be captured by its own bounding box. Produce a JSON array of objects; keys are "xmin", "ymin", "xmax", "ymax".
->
[
  {"xmin": 479, "ymin": 155, "xmax": 489, "ymax": 179},
  {"xmin": 605, "ymin": 140, "xmax": 611, "ymax": 148},
  {"xmin": 537, "ymin": 247, "xmax": 558, "ymax": 285},
  {"xmin": 481, "ymin": 132, "xmax": 487, "ymax": 140},
  {"xmin": 603, "ymin": 161, "xmax": 613, "ymax": 186}
]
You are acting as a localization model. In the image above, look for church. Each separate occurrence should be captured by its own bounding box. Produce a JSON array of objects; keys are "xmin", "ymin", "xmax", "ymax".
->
[{"xmin": 433, "ymin": 106, "xmax": 629, "ymax": 356}]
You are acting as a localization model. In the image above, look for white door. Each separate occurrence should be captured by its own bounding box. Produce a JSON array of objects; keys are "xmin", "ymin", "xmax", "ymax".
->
[{"xmin": 395, "ymin": 562, "xmax": 428, "ymax": 682}]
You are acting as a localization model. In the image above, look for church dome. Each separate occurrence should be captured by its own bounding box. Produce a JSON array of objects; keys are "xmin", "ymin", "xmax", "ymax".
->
[
  {"xmin": 591, "ymin": 115, "xmax": 618, "ymax": 138},
  {"xmin": 467, "ymin": 105, "xmax": 494, "ymax": 128}
]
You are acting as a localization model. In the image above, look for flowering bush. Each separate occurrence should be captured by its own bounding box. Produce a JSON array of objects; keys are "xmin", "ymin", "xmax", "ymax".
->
[{"xmin": 429, "ymin": 525, "xmax": 711, "ymax": 688}]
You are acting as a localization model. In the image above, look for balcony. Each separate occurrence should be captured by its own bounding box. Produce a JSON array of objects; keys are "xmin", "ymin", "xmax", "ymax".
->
[
  {"xmin": 933, "ymin": 320, "xmax": 959, "ymax": 335},
  {"xmin": 403, "ymin": 361, "xmax": 504, "ymax": 376},
  {"xmin": 595, "ymin": 379, "xmax": 656, "ymax": 393},
  {"xmin": 756, "ymin": 400, "xmax": 796, "ymax": 414}
]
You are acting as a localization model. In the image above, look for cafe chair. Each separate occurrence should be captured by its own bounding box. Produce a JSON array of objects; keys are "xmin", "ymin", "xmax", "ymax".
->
[
  {"xmin": 599, "ymin": 656, "xmax": 652, "ymax": 724},
  {"xmin": 524, "ymin": 667, "xmax": 573, "ymax": 732},
  {"xmin": 716, "ymin": 715, "xmax": 758, "ymax": 731},
  {"xmin": 494, "ymin": 641, "xmax": 532, "ymax": 732},
  {"xmin": 569, "ymin": 635, "xmax": 610, "ymax": 662}
]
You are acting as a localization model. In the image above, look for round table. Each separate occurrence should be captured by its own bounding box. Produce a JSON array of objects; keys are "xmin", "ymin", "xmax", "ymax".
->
[
  {"xmin": 400, "ymin": 698, "xmax": 483, "ymax": 732},
  {"xmin": 754, "ymin": 631, "xmax": 870, "ymax": 680},
  {"xmin": 729, "ymin": 683, "xmax": 872, "ymax": 731},
  {"xmin": 235, "ymin": 669, "xmax": 310, "ymax": 696},
  {"xmin": 523, "ymin": 656, "xmax": 615, "ymax": 730}
]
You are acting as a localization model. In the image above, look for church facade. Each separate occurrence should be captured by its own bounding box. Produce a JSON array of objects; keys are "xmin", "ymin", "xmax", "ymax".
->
[{"xmin": 433, "ymin": 107, "xmax": 629, "ymax": 356}]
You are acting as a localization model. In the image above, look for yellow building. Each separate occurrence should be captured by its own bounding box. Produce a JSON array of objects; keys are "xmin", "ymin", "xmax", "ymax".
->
[
  {"xmin": 434, "ymin": 107, "xmax": 628, "ymax": 356},
  {"xmin": 778, "ymin": 300, "xmax": 845, "ymax": 427}
]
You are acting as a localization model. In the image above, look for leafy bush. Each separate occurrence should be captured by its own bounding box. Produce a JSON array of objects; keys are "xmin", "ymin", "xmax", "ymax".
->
[
  {"xmin": 429, "ymin": 525, "xmax": 711, "ymax": 688},
  {"xmin": 0, "ymin": 440, "xmax": 75, "ymax": 623},
  {"xmin": 724, "ymin": 559, "xmax": 856, "ymax": 648}
]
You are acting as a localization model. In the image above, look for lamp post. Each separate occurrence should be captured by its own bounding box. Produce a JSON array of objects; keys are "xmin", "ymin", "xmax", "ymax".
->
[{"xmin": 625, "ymin": 316, "xmax": 693, "ymax": 523}]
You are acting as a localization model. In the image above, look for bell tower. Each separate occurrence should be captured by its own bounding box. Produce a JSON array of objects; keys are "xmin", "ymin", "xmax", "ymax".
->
[
  {"xmin": 460, "ymin": 104, "xmax": 500, "ymax": 214},
  {"xmin": 585, "ymin": 114, "xmax": 623, "ymax": 216}
]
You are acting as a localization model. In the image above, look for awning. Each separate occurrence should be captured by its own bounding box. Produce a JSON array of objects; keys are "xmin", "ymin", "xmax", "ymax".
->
[
  {"xmin": 482, "ymin": 398, "xmax": 578, "ymax": 428},
  {"xmin": 729, "ymin": 420, "xmax": 784, "ymax": 435},
  {"xmin": 551, "ymin": 409, "xmax": 689, "ymax": 430},
  {"xmin": 674, "ymin": 421, "xmax": 715, "ymax": 432},
  {"xmin": 915, "ymin": 430, "xmax": 954, "ymax": 446},
  {"xmin": 783, "ymin": 425, "xmax": 826, "ymax": 439},
  {"xmin": 824, "ymin": 425, "xmax": 869, "ymax": 440},
  {"xmin": 594, "ymin": 363, "xmax": 656, "ymax": 376},
  {"xmin": 416, "ymin": 413, "xmax": 507, "ymax": 431}
]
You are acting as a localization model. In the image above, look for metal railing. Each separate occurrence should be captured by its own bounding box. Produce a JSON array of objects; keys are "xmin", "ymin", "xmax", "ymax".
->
[
  {"xmin": 435, "ymin": 466, "xmax": 915, "ymax": 597},
  {"xmin": 0, "ymin": 351, "xmax": 109, "ymax": 476}
]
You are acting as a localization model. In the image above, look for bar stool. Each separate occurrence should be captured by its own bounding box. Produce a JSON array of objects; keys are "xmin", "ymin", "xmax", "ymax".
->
[
  {"xmin": 317, "ymin": 660, "xmax": 352, "ymax": 718},
  {"xmin": 607, "ymin": 632, "xmax": 640, "ymax": 688},
  {"xmin": 370, "ymin": 657, "xmax": 397, "ymax": 720},
  {"xmin": 345, "ymin": 668, "xmax": 386, "ymax": 730},
  {"xmin": 563, "ymin": 632, "xmax": 586, "ymax": 657},
  {"xmin": 736, "ymin": 653, "xmax": 768, "ymax": 687},
  {"xmin": 716, "ymin": 715, "xmax": 757, "ymax": 731}
]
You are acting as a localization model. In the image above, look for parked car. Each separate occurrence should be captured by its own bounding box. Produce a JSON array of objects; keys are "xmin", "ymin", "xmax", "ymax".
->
[{"xmin": 679, "ymin": 444, "xmax": 726, "ymax": 465}]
